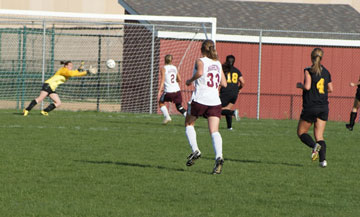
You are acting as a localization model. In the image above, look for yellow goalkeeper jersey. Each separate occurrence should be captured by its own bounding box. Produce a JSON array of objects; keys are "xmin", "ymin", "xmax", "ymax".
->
[{"xmin": 45, "ymin": 67, "xmax": 87, "ymax": 91}]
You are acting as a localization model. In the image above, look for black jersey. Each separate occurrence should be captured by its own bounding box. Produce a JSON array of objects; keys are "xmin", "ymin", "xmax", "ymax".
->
[
  {"xmin": 302, "ymin": 66, "xmax": 332, "ymax": 109},
  {"xmin": 220, "ymin": 66, "xmax": 243, "ymax": 94}
]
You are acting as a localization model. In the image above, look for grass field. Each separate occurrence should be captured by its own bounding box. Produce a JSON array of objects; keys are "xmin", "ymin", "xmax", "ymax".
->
[{"xmin": 1, "ymin": 109, "xmax": 359, "ymax": 217}]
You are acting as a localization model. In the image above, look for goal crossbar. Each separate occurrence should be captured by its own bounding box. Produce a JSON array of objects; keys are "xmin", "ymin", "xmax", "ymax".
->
[{"xmin": 0, "ymin": 9, "xmax": 217, "ymax": 41}]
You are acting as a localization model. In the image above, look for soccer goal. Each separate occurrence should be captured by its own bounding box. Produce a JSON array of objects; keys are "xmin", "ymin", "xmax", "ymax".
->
[{"xmin": 0, "ymin": 9, "xmax": 216, "ymax": 113}]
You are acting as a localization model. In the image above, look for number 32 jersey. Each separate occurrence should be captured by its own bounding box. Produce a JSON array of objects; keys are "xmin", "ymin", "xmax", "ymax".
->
[
  {"xmin": 164, "ymin": 65, "xmax": 180, "ymax": 93},
  {"xmin": 192, "ymin": 57, "xmax": 222, "ymax": 106},
  {"xmin": 302, "ymin": 66, "xmax": 332, "ymax": 109}
]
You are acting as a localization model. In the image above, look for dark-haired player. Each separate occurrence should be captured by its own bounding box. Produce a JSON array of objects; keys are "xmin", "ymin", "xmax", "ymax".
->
[
  {"xmin": 158, "ymin": 54, "xmax": 186, "ymax": 124},
  {"xmin": 23, "ymin": 61, "xmax": 95, "ymax": 116},
  {"xmin": 345, "ymin": 76, "xmax": 360, "ymax": 131},
  {"xmin": 296, "ymin": 48, "xmax": 333, "ymax": 168},
  {"xmin": 220, "ymin": 55, "xmax": 245, "ymax": 130}
]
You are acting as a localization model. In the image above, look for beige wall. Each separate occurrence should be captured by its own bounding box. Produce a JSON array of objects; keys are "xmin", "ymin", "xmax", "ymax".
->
[{"xmin": 0, "ymin": 0, "xmax": 124, "ymax": 14}]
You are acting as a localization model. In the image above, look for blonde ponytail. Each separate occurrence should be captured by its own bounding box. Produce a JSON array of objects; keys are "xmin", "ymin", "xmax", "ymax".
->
[
  {"xmin": 201, "ymin": 40, "xmax": 218, "ymax": 60},
  {"xmin": 310, "ymin": 48, "xmax": 323, "ymax": 76}
]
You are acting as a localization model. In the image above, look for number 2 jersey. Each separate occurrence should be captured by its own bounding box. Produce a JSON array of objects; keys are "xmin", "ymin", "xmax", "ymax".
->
[
  {"xmin": 163, "ymin": 64, "xmax": 180, "ymax": 93},
  {"xmin": 302, "ymin": 66, "xmax": 332, "ymax": 109},
  {"xmin": 192, "ymin": 57, "xmax": 222, "ymax": 106}
]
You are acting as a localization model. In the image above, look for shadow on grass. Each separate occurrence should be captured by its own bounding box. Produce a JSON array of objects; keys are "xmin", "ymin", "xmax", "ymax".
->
[
  {"xmin": 75, "ymin": 160, "xmax": 211, "ymax": 175},
  {"xmin": 13, "ymin": 112, "xmax": 24, "ymax": 116},
  {"xmin": 202, "ymin": 156, "xmax": 303, "ymax": 167},
  {"xmin": 105, "ymin": 119, "xmax": 186, "ymax": 128}
]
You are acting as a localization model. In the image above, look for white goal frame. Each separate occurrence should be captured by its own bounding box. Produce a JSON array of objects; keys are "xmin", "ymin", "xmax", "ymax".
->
[{"xmin": 0, "ymin": 9, "xmax": 217, "ymax": 113}]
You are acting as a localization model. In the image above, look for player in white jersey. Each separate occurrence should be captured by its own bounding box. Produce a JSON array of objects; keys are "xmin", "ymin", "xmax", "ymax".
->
[
  {"xmin": 158, "ymin": 55, "xmax": 186, "ymax": 124},
  {"xmin": 185, "ymin": 40, "xmax": 227, "ymax": 174}
]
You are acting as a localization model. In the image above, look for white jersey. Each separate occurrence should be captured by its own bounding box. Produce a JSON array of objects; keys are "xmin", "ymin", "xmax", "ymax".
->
[
  {"xmin": 163, "ymin": 64, "xmax": 180, "ymax": 93},
  {"xmin": 192, "ymin": 57, "xmax": 222, "ymax": 106}
]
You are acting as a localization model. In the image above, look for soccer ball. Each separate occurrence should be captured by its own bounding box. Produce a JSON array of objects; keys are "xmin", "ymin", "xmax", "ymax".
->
[{"xmin": 106, "ymin": 59, "xmax": 116, "ymax": 69}]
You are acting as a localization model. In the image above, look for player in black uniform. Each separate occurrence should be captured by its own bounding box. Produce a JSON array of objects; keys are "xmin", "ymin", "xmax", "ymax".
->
[
  {"xmin": 220, "ymin": 55, "xmax": 245, "ymax": 130},
  {"xmin": 345, "ymin": 76, "xmax": 360, "ymax": 131},
  {"xmin": 296, "ymin": 48, "xmax": 333, "ymax": 168}
]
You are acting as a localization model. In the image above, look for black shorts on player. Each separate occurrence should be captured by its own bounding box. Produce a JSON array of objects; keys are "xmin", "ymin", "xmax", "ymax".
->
[
  {"xmin": 41, "ymin": 83, "xmax": 56, "ymax": 95},
  {"xmin": 300, "ymin": 106, "xmax": 329, "ymax": 122},
  {"xmin": 220, "ymin": 91, "xmax": 238, "ymax": 107}
]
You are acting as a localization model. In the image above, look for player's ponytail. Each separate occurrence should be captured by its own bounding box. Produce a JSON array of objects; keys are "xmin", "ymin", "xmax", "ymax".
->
[
  {"xmin": 60, "ymin": 60, "xmax": 72, "ymax": 66},
  {"xmin": 165, "ymin": 55, "xmax": 173, "ymax": 65},
  {"xmin": 201, "ymin": 40, "xmax": 218, "ymax": 60},
  {"xmin": 310, "ymin": 48, "xmax": 323, "ymax": 76}
]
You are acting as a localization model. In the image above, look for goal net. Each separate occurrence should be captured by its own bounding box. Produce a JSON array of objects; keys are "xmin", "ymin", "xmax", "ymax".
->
[{"xmin": 0, "ymin": 9, "xmax": 216, "ymax": 113}]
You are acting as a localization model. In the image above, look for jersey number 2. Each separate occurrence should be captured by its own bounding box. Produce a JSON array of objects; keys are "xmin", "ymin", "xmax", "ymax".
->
[
  {"xmin": 170, "ymin": 74, "xmax": 175, "ymax": 83},
  {"xmin": 316, "ymin": 78, "xmax": 325, "ymax": 94}
]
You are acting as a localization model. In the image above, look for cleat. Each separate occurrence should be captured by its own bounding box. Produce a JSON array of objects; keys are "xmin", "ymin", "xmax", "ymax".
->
[
  {"xmin": 212, "ymin": 157, "xmax": 224, "ymax": 174},
  {"xmin": 311, "ymin": 143, "xmax": 321, "ymax": 161},
  {"xmin": 227, "ymin": 128, "xmax": 233, "ymax": 131},
  {"xmin": 186, "ymin": 150, "xmax": 201, "ymax": 166},
  {"xmin": 23, "ymin": 109, "xmax": 29, "ymax": 116},
  {"xmin": 234, "ymin": 109, "xmax": 240, "ymax": 121},
  {"xmin": 163, "ymin": 117, "xmax": 171, "ymax": 125},
  {"xmin": 40, "ymin": 110, "xmax": 49, "ymax": 116},
  {"xmin": 319, "ymin": 160, "xmax": 327, "ymax": 168},
  {"xmin": 345, "ymin": 124, "xmax": 353, "ymax": 131}
]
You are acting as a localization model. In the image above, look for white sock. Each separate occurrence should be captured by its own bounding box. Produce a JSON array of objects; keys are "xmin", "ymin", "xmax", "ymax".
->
[
  {"xmin": 183, "ymin": 111, "xmax": 187, "ymax": 117},
  {"xmin": 185, "ymin": 125, "xmax": 199, "ymax": 152},
  {"xmin": 160, "ymin": 105, "xmax": 170, "ymax": 119},
  {"xmin": 211, "ymin": 132, "xmax": 223, "ymax": 159}
]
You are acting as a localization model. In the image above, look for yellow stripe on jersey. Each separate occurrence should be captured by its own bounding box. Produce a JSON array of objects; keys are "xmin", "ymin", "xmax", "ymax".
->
[{"xmin": 45, "ymin": 67, "xmax": 87, "ymax": 91}]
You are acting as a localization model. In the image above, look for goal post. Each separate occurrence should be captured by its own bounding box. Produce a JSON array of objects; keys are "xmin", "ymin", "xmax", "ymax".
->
[{"xmin": 0, "ymin": 9, "xmax": 216, "ymax": 113}]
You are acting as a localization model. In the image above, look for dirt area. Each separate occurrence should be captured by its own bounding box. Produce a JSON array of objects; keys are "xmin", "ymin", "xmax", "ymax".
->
[{"xmin": 0, "ymin": 100, "xmax": 121, "ymax": 112}]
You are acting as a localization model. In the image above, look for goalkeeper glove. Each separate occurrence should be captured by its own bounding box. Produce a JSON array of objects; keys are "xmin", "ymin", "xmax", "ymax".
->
[
  {"xmin": 87, "ymin": 66, "xmax": 97, "ymax": 75},
  {"xmin": 78, "ymin": 61, "xmax": 85, "ymax": 72}
]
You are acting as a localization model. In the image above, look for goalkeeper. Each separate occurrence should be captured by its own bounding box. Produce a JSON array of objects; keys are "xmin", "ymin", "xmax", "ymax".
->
[{"xmin": 23, "ymin": 61, "xmax": 96, "ymax": 116}]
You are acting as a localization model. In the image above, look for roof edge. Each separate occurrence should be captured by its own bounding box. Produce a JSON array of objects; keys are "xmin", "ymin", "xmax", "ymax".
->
[{"xmin": 117, "ymin": 0, "xmax": 139, "ymax": 15}]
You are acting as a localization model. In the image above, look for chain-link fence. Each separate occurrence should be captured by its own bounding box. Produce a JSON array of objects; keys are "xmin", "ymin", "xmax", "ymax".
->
[
  {"xmin": 0, "ymin": 12, "xmax": 359, "ymax": 121},
  {"xmin": 0, "ymin": 13, "xmax": 212, "ymax": 113},
  {"xmin": 216, "ymin": 27, "xmax": 360, "ymax": 122}
]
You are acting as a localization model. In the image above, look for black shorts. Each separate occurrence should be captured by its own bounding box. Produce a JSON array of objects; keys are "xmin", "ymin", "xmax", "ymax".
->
[
  {"xmin": 300, "ymin": 107, "xmax": 329, "ymax": 122},
  {"xmin": 220, "ymin": 91, "xmax": 238, "ymax": 107},
  {"xmin": 356, "ymin": 88, "xmax": 360, "ymax": 101},
  {"xmin": 41, "ymin": 83, "xmax": 56, "ymax": 95}
]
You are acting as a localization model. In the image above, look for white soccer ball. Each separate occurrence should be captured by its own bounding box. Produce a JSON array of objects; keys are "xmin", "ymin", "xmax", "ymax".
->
[{"xmin": 106, "ymin": 59, "xmax": 116, "ymax": 69}]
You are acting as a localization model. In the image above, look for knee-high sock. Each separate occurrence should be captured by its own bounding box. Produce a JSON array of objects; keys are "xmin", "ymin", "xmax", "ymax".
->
[
  {"xmin": 160, "ymin": 105, "xmax": 170, "ymax": 119},
  {"xmin": 44, "ymin": 103, "xmax": 56, "ymax": 112},
  {"xmin": 211, "ymin": 132, "xmax": 223, "ymax": 159},
  {"xmin": 185, "ymin": 126, "xmax": 199, "ymax": 152},
  {"xmin": 25, "ymin": 99, "xmax": 37, "ymax": 111},
  {"xmin": 225, "ymin": 115, "xmax": 232, "ymax": 129},
  {"xmin": 317, "ymin": 140, "xmax": 326, "ymax": 162},
  {"xmin": 299, "ymin": 133, "xmax": 316, "ymax": 149},
  {"xmin": 175, "ymin": 103, "xmax": 186, "ymax": 116},
  {"xmin": 221, "ymin": 109, "xmax": 234, "ymax": 129},
  {"xmin": 349, "ymin": 112, "xmax": 357, "ymax": 127}
]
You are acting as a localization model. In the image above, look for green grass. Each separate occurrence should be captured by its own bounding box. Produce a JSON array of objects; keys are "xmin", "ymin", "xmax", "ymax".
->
[{"xmin": 0, "ymin": 109, "xmax": 359, "ymax": 217}]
